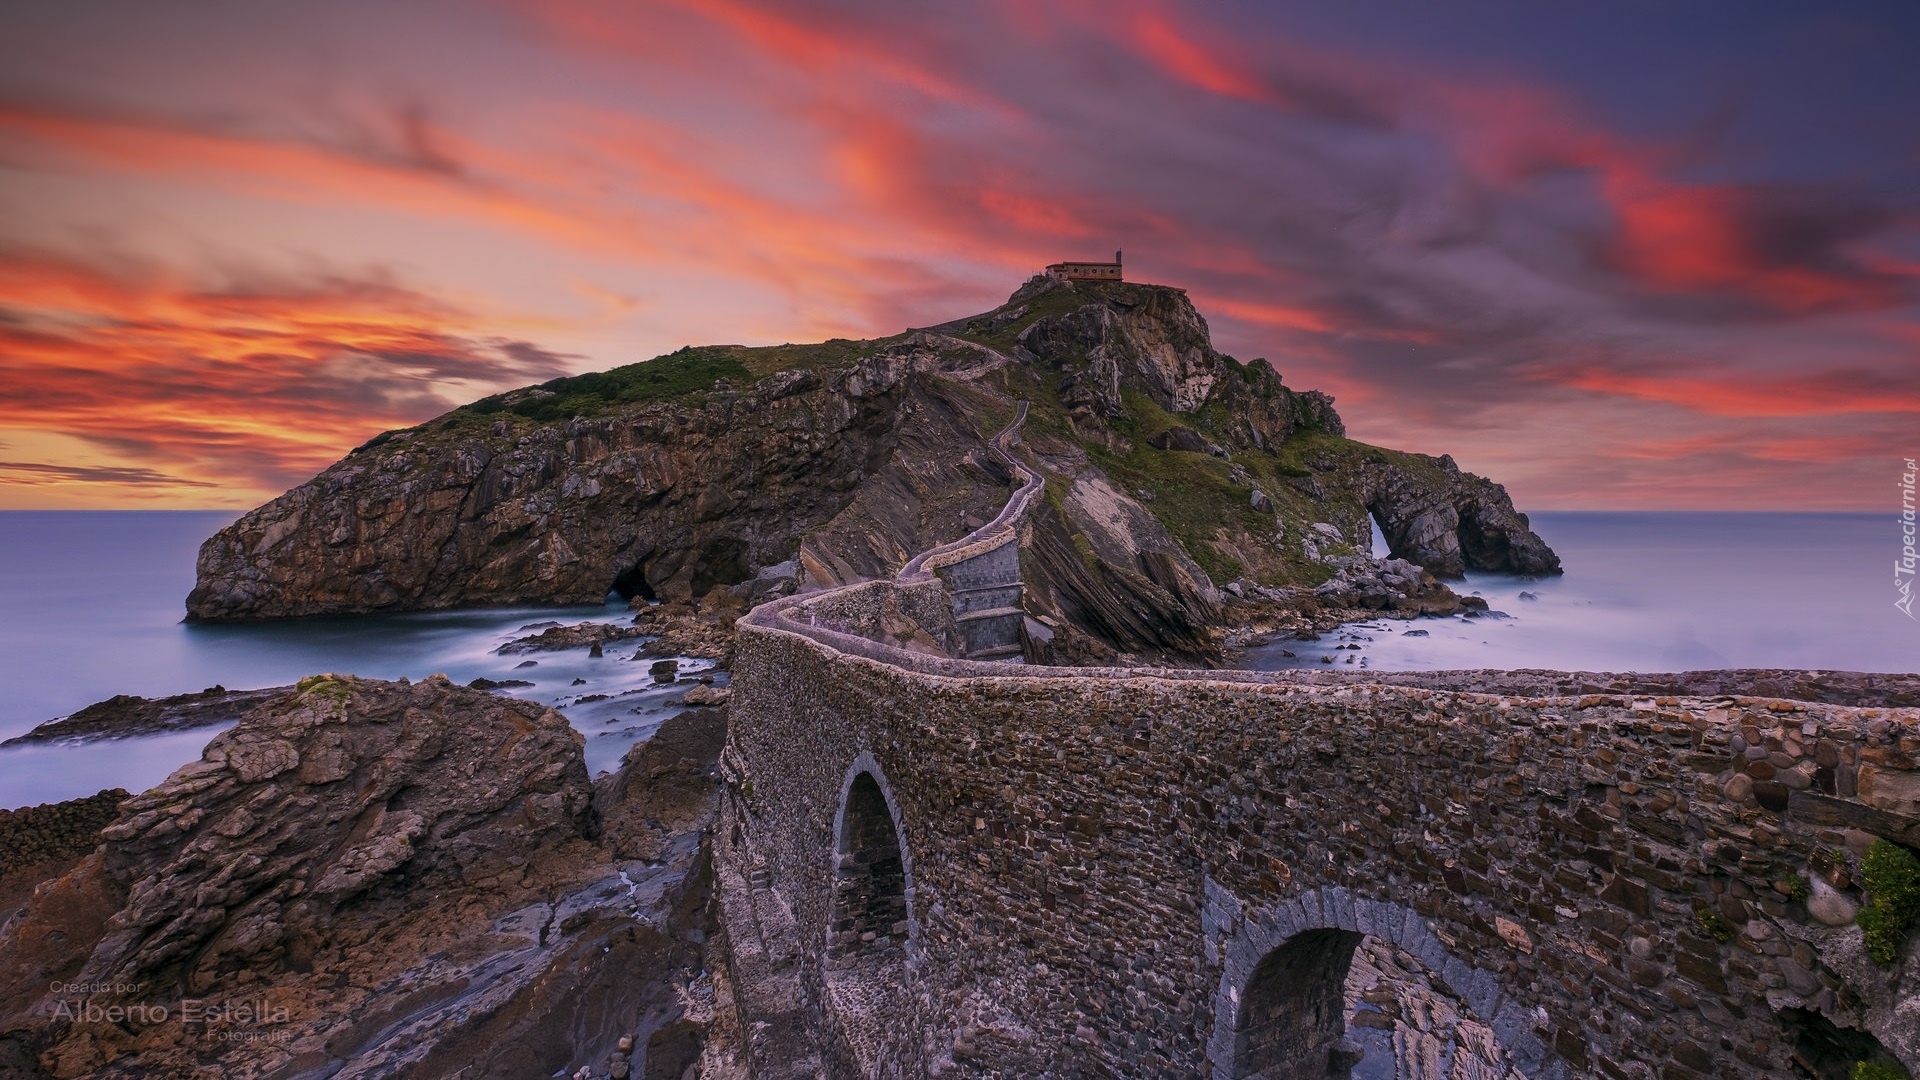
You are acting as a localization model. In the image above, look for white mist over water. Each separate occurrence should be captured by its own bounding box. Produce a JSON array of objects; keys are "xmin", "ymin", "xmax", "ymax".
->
[
  {"xmin": 0, "ymin": 511, "xmax": 1914, "ymax": 806},
  {"xmin": 1244, "ymin": 512, "xmax": 1920, "ymax": 675},
  {"xmin": 0, "ymin": 511, "xmax": 718, "ymax": 805}
]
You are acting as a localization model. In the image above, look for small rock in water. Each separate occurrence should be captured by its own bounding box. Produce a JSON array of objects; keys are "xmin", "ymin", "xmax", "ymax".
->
[
  {"xmin": 650, "ymin": 659, "xmax": 679, "ymax": 683},
  {"xmin": 515, "ymin": 660, "xmax": 538, "ymax": 669},
  {"xmin": 1403, "ymin": 629, "xmax": 1429, "ymax": 637},
  {"xmin": 683, "ymin": 684, "xmax": 730, "ymax": 706},
  {"xmin": 1517, "ymin": 591, "xmax": 1539, "ymax": 601},
  {"xmin": 571, "ymin": 677, "xmax": 587, "ymax": 686},
  {"xmin": 588, "ymin": 642, "xmax": 604, "ymax": 658}
]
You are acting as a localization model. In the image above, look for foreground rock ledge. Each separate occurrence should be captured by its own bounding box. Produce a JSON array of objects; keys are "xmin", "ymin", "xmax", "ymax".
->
[{"xmin": 0, "ymin": 674, "xmax": 723, "ymax": 1080}]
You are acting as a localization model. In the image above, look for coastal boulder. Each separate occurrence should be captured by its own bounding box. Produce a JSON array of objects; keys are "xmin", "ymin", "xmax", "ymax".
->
[{"xmin": 5, "ymin": 676, "xmax": 593, "ymax": 1006}]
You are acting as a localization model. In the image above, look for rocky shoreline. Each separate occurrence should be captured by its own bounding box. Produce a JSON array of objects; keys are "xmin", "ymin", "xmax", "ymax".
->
[
  {"xmin": 0, "ymin": 675, "xmax": 728, "ymax": 1079},
  {"xmin": 1, "ymin": 686, "xmax": 291, "ymax": 748}
]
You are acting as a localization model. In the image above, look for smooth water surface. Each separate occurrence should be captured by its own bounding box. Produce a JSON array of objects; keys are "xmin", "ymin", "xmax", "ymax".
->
[
  {"xmin": 0, "ymin": 511, "xmax": 716, "ymax": 805},
  {"xmin": 3, "ymin": 511, "xmax": 1915, "ymax": 807},
  {"xmin": 1249, "ymin": 511, "xmax": 1919, "ymax": 675}
]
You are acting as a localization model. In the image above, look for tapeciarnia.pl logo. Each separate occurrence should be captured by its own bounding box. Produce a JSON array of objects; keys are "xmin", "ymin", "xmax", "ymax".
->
[{"xmin": 1900, "ymin": 458, "xmax": 1917, "ymax": 620}]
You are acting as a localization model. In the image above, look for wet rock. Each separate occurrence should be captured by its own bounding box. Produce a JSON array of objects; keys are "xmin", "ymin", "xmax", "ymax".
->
[
  {"xmin": 467, "ymin": 677, "xmax": 534, "ymax": 691},
  {"xmin": 683, "ymin": 685, "xmax": 730, "ymax": 707},
  {"xmin": 651, "ymin": 659, "xmax": 680, "ymax": 683},
  {"xmin": 2, "ymin": 687, "xmax": 290, "ymax": 748},
  {"xmin": 498, "ymin": 622, "xmax": 647, "ymax": 655},
  {"xmin": 0, "ymin": 676, "xmax": 720, "ymax": 1080},
  {"xmin": 0, "ymin": 788, "xmax": 126, "ymax": 883}
]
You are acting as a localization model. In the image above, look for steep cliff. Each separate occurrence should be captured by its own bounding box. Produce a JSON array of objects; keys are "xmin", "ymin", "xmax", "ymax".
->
[{"xmin": 187, "ymin": 274, "xmax": 1558, "ymax": 662}]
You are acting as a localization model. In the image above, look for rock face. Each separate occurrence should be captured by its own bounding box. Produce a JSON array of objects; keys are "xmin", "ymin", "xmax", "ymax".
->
[
  {"xmin": 186, "ymin": 273, "xmax": 1558, "ymax": 660},
  {"xmin": 0, "ymin": 676, "xmax": 725, "ymax": 1080},
  {"xmin": 1021, "ymin": 473, "xmax": 1221, "ymax": 662},
  {"xmin": 186, "ymin": 339, "xmax": 979, "ymax": 619},
  {"xmin": 1356, "ymin": 453, "xmax": 1560, "ymax": 578},
  {"xmin": 2, "ymin": 686, "xmax": 288, "ymax": 747}
]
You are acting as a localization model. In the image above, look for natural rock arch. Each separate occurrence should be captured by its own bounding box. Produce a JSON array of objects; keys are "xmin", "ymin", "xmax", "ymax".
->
[
  {"xmin": 1205, "ymin": 884, "xmax": 1556, "ymax": 1080},
  {"xmin": 824, "ymin": 753, "xmax": 917, "ymax": 1070}
]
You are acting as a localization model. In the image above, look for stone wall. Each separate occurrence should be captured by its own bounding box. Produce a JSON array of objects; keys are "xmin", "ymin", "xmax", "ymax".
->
[
  {"xmin": 936, "ymin": 540, "xmax": 1025, "ymax": 660},
  {"xmin": 721, "ymin": 619, "xmax": 1920, "ymax": 1077}
]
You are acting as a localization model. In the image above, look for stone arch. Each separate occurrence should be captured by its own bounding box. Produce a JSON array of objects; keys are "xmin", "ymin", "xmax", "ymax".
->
[
  {"xmin": 1205, "ymin": 884, "xmax": 1556, "ymax": 1080},
  {"xmin": 1234, "ymin": 926, "xmax": 1366, "ymax": 1078},
  {"xmin": 824, "ymin": 752, "xmax": 917, "ymax": 1070}
]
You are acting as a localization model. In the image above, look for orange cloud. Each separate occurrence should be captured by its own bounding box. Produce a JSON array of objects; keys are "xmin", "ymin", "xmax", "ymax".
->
[
  {"xmin": 0, "ymin": 250, "xmax": 573, "ymax": 505},
  {"xmin": 1557, "ymin": 364, "xmax": 1920, "ymax": 418},
  {"xmin": 1121, "ymin": 10, "xmax": 1275, "ymax": 105},
  {"xmin": 1598, "ymin": 174, "xmax": 1909, "ymax": 315}
]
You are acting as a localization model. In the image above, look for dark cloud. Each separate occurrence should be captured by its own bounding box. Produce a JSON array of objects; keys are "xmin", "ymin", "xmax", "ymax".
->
[{"xmin": 0, "ymin": 460, "xmax": 218, "ymax": 487}]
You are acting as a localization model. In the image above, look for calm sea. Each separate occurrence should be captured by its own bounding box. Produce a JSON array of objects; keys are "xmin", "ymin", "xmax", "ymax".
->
[
  {"xmin": 0, "ymin": 511, "xmax": 718, "ymax": 806},
  {"xmin": 1252, "ymin": 511, "xmax": 1919, "ymax": 675},
  {"xmin": 0, "ymin": 510, "xmax": 1913, "ymax": 807}
]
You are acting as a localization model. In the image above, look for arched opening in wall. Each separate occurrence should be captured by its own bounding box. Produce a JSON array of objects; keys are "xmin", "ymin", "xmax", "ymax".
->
[
  {"xmin": 1235, "ymin": 928, "xmax": 1365, "ymax": 1079},
  {"xmin": 826, "ymin": 769, "xmax": 911, "ymax": 1070},
  {"xmin": 1780, "ymin": 1007, "xmax": 1906, "ymax": 1079},
  {"xmin": 1232, "ymin": 927, "xmax": 1532, "ymax": 1080}
]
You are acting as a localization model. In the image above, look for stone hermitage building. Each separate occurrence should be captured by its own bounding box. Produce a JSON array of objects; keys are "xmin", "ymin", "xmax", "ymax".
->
[
  {"xmin": 714, "ymin": 408, "xmax": 1920, "ymax": 1077},
  {"xmin": 1046, "ymin": 251, "xmax": 1125, "ymax": 281}
]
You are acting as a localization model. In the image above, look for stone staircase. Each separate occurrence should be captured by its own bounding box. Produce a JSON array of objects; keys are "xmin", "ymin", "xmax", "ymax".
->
[{"xmin": 936, "ymin": 539, "xmax": 1026, "ymax": 660}]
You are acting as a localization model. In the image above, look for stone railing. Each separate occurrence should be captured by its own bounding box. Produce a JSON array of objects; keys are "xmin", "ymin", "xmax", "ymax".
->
[{"xmin": 722, "ymin": 400, "xmax": 1920, "ymax": 1078}]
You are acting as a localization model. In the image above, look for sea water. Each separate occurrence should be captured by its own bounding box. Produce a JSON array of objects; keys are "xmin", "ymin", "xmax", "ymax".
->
[
  {"xmin": 1246, "ymin": 511, "xmax": 1919, "ymax": 675},
  {"xmin": 1, "ymin": 511, "xmax": 1915, "ymax": 808},
  {"xmin": 0, "ymin": 511, "xmax": 718, "ymax": 806}
]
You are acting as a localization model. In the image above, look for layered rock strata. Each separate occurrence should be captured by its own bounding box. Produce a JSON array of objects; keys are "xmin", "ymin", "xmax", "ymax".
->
[
  {"xmin": 0, "ymin": 676, "xmax": 724, "ymax": 1080},
  {"xmin": 186, "ymin": 275, "xmax": 1558, "ymax": 665}
]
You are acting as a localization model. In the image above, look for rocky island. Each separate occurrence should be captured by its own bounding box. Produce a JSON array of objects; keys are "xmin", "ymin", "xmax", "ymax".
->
[
  {"xmin": 185, "ymin": 274, "xmax": 1558, "ymax": 664},
  {"xmin": 7, "ymin": 273, "xmax": 1917, "ymax": 1079}
]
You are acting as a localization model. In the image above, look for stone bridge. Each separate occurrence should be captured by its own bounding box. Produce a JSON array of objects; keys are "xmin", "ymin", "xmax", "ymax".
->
[{"xmin": 716, "ymin": 417, "xmax": 1920, "ymax": 1078}]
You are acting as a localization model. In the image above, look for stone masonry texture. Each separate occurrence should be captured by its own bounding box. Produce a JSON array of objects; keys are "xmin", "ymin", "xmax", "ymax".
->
[{"xmin": 721, "ymin": 603, "xmax": 1920, "ymax": 1077}]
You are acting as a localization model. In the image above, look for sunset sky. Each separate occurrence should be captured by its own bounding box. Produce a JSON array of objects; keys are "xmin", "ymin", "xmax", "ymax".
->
[{"xmin": 1, "ymin": 1, "xmax": 1915, "ymax": 510}]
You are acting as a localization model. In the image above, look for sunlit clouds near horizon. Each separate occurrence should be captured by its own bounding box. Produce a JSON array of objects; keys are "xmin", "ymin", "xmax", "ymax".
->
[{"xmin": 1, "ymin": 0, "xmax": 1915, "ymax": 509}]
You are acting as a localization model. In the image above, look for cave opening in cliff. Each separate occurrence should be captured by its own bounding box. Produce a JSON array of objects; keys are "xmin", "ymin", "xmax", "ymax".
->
[
  {"xmin": 1234, "ymin": 927, "xmax": 1366, "ymax": 1079},
  {"xmin": 610, "ymin": 558, "xmax": 657, "ymax": 603},
  {"xmin": 689, "ymin": 536, "xmax": 748, "ymax": 599}
]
